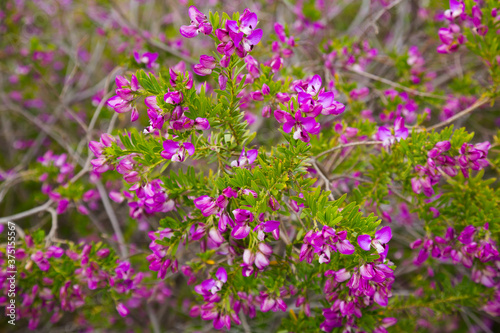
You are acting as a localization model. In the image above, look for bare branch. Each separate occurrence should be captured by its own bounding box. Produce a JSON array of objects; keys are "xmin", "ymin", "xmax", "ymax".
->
[
  {"xmin": 0, "ymin": 200, "xmax": 53, "ymax": 224},
  {"xmin": 419, "ymin": 96, "xmax": 491, "ymax": 132},
  {"xmin": 96, "ymin": 181, "xmax": 128, "ymax": 258},
  {"xmin": 315, "ymin": 141, "xmax": 383, "ymax": 159},
  {"xmin": 346, "ymin": 67, "xmax": 447, "ymax": 100}
]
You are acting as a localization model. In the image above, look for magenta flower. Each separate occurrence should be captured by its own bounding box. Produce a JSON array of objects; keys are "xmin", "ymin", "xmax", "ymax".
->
[
  {"xmin": 164, "ymin": 91, "xmax": 183, "ymax": 105},
  {"xmin": 180, "ymin": 6, "xmax": 212, "ymax": 38},
  {"xmin": 325, "ymin": 268, "xmax": 352, "ymax": 283},
  {"xmin": 31, "ymin": 251, "xmax": 50, "ymax": 271},
  {"xmin": 357, "ymin": 226, "xmax": 392, "ymax": 253},
  {"xmin": 410, "ymin": 164, "xmax": 438, "ymax": 197},
  {"xmin": 300, "ymin": 227, "xmax": 355, "ymax": 264},
  {"xmin": 241, "ymin": 243, "xmax": 273, "ymax": 276},
  {"xmin": 457, "ymin": 141, "xmax": 490, "ymax": 177},
  {"xmin": 107, "ymin": 95, "xmax": 133, "ymax": 113},
  {"xmin": 116, "ymin": 303, "xmax": 129, "ymax": 317},
  {"xmin": 231, "ymin": 209, "xmax": 254, "ymax": 239},
  {"xmin": 457, "ymin": 225, "xmax": 476, "ymax": 245},
  {"xmin": 231, "ymin": 148, "xmax": 258, "ymax": 167},
  {"xmin": 196, "ymin": 267, "xmax": 228, "ymax": 295},
  {"xmin": 294, "ymin": 75, "xmax": 345, "ymax": 116},
  {"xmin": 144, "ymin": 95, "xmax": 160, "ymax": 110},
  {"xmin": 161, "ymin": 140, "xmax": 195, "ymax": 162},
  {"xmin": 260, "ymin": 292, "xmax": 287, "ymax": 312},
  {"xmin": 444, "ymin": 0, "xmax": 465, "ymax": 20},
  {"xmin": 274, "ymin": 22, "xmax": 287, "ymax": 43},
  {"xmin": 437, "ymin": 24, "xmax": 464, "ymax": 54},
  {"xmin": 194, "ymin": 196, "xmax": 219, "ymax": 217},
  {"xmin": 171, "ymin": 116, "xmax": 210, "ymax": 131},
  {"xmin": 376, "ymin": 117, "xmax": 408, "ymax": 147},
  {"xmin": 295, "ymin": 74, "xmax": 322, "ymax": 96},
  {"xmin": 217, "ymin": 8, "xmax": 263, "ymax": 58},
  {"xmin": 253, "ymin": 220, "xmax": 280, "ymax": 241},
  {"xmin": 133, "ymin": 51, "xmax": 158, "ymax": 69},
  {"xmin": 274, "ymin": 110, "xmax": 320, "ymax": 142},
  {"xmin": 193, "ymin": 55, "xmax": 217, "ymax": 76},
  {"xmin": 107, "ymin": 75, "xmax": 140, "ymax": 122}
]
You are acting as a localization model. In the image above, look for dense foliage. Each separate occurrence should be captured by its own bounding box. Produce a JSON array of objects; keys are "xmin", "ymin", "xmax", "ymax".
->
[{"xmin": 1, "ymin": 0, "xmax": 500, "ymax": 332}]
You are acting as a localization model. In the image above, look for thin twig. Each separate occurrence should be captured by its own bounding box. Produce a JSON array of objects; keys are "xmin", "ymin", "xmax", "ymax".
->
[
  {"xmin": 315, "ymin": 141, "xmax": 383, "ymax": 159},
  {"xmin": 96, "ymin": 181, "xmax": 128, "ymax": 258},
  {"xmin": 357, "ymin": 0, "xmax": 404, "ymax": 37},
  {"xmin": 346, "ymin": 67, "xmax": 447, "ymax": 100},
  {"xmin": 420, "ymin": 96, "xmax": 491, "ymax": 132},
  {"xmin": 45, "ymin": 207, "xmax": 58, "ymax": 245},
  {"xmin": 147, "ymin": 304, "xmax": 161, "ymax": 333},
  {"xmin": 240, "ymin": 313, "xmax": 252, "ymax": 333},
  {"xmin": 0, "ymin": 200, "xmax": 53, "ymax": 224},
  {"xmin": 0, "ymin": 220, "xmax": 26, "ymax": 239},
  {"xmin": 310, "ymin": 159, "xmax": 335, "ymax": 201}
]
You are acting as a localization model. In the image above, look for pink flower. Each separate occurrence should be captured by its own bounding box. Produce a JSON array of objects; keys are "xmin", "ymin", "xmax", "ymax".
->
[
  {"xmin": 376, "ymin": 117, "xmax": 408, "ymax": 147},
  {"xmin": 357, "ymin": 226, "xmax": 392, "ymax": 253},
  {"xmin": 161, "ymin": 140, "xmax": 195, "ymax": 162},
  {"xmin": 231, "ymin": 148, "xmax": 258, "ymax": 167},
  {"xmin": 180, "ymin": 6, "xmax": 212, "ymax": 38},
  {"xmin": 193, "ymin": 55, "xmax": 217, "ymax": 76},
  {"xmin": 253, "ymin": 220, "xmax": 280, "ymax": 241},
  {"xmin": 116, "ymin": 303, "xmax": 129, "ymax": 317},
  {"xmin": 274, "ymin": 110, "xmax": 320, "ymax": 142},
  {"xmin": 133, "ymin": 51, "xmax": 158, "ymax": 68}
]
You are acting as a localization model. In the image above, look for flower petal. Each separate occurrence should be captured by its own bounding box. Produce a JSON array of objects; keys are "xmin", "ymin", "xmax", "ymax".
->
[
  {"xmin": 375, "ymin": 226, "xmax": 392, "ymax": 244},
  {"xmin": 357, "ymin": 234, "xmax": 372, "ymax": 251}
]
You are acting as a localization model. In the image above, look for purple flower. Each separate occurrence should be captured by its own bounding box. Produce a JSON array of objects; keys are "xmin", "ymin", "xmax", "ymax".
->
[
  {"xmin": 253, "ymin": 220, "xmax": 280, "ymax": 241},
  {"xmin": 436, "ymin": 24, "xmax": 464, "ymax": 54},
  {"xmin": 217, "ymin": 9, "xmax": 262, "ymax": 58},
  {"xmin": 193, "ymin": 55, "xmax": 217, "ymax": 76},
  {"xmin": 231, "ymin": 148, "xmax": 258, "ymax": 167},
  {"xmin": 180, "ymin": 6, "xmax": 212, "ymax": 38},
  {"xmin": 194, "ymin": 117, "xmax": 210, "ymax": 130},
  {"xmin": 231, "ymin": 209, "xmax": 254, "ymax": 239},
  {"xmin": 31, "ymin": 251, "xmax": 50, "ymax": 271},
  {"xmin": 107, "ymin": 95, "xmax": 133, "ymax": 114},
  {"xmin": 295, "ymin": 75, "xmax": 322, "ymax": 96},
  {"xmin": 144, "ymin": 96, "xmax": 160, "ymax": 110},
  {"xmin": 133, "ymin": 51, "xmax": 158, "ymax": 69},
  {"xmin": 106, "ymin": 75, "xmax": 140, "ymax": 122},
  {"xmin": 327, "ymin": 268, "xmax": 352, "ymax": 283},
  {"xmin": 300, "ymin": 226, "xmax": 355, "ymax": 264},
  {"xmin": 196, "ymin": 267, "xmax": 228, "ymax": 295},
  {"xmin": 274, "ymin": 110, "xmax": 320, "ymax": 143},
  {"xmin": 161, "ymin": 140, "xmax": 195, "ymax": 162},
  {"xmin": 292, "ymin": 75, "xmax": 345, "ymax": 117},
  {"xmin": 457, "ymin": 225, "xmax": 476, "ymax": 244},
  {"xmin": 116, "ymin": 303, "xmax": 129, "ymax": 317},
  {"xmin": 357, "ymin": 226, "xmax": 392, "ymax": 253},
  {"xmin": 274, "ymin": 23, "xmax": 286, "ymax": 43},
  {"xmin": 376, "ymin": 117, "xmax": 408, "ymax": 147},
  {"xmin": 444, "ymin": 0, "xmax": 465, "ymax": 20},
  {"xmin": 164, "ymin": 91, "xmax": 184, "ymax": 105},
  {"xmin": 260, "ymin": 292, "xmax": 287, "ymax": 312},
  {"xmin": 218, "ymin": 75, "xmax": 228, "ymax": 90},
  {"xmin": 457, "ymin": 141, "xmax": 490, "ymax": 177},
  {"xmin": 194, "ymin": 196, "xmax": 219, "ymax": 217}
]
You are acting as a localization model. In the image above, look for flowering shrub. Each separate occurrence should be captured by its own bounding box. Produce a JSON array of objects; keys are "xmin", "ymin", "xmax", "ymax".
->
[{"xmin": 1, "ymin": 0, "xmax": 500, "ymax": 332}]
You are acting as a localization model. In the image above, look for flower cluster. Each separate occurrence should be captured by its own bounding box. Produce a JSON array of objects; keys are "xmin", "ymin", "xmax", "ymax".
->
[
  {"xmin": 321, "ymin": 261, "xmax": 395, "ymax": 331},
  {"xmin": 4, "ymin": 1, "xmax": 500, "ymax": 332},
  {"xmin": 411, "ymin": 140, "xmax": 490, "ymax": 197},
  {"xmin": 106, "ymin": 75, "xmax": 140, "ymax": 121},
  {"xmin": 0, "ymin": 239, "xmax": 170, "ymax": 330},
  {"xmin": 274, "ymin": 75, "xmax": 345, "ymax": 142},
  {"xmin": 300, "ymin": 226, "xmax": 356, "ymax": 264}
]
